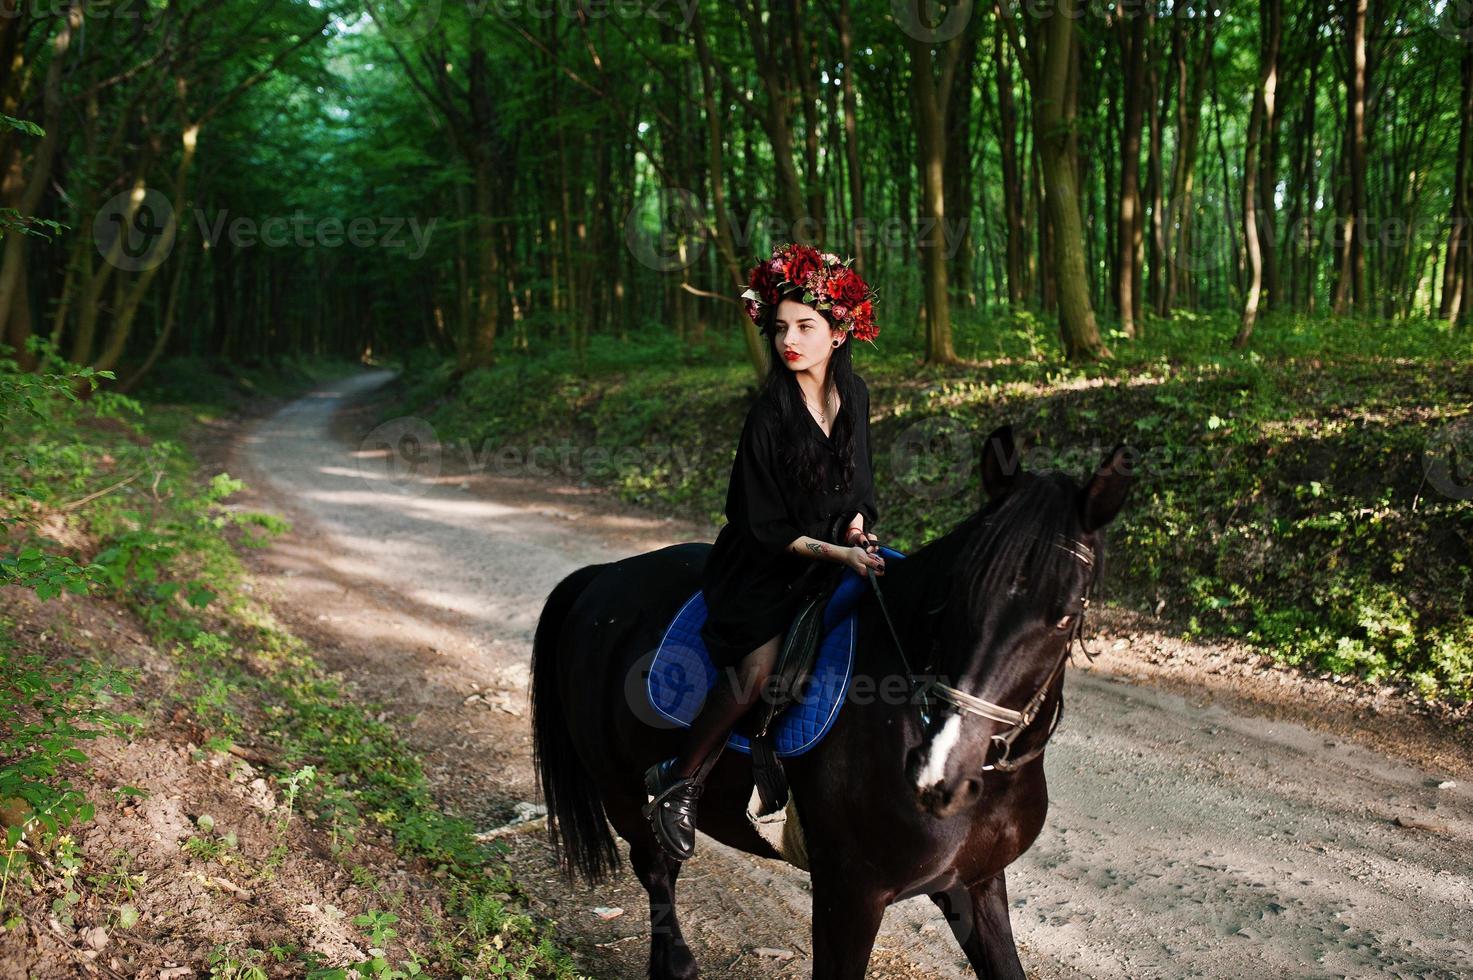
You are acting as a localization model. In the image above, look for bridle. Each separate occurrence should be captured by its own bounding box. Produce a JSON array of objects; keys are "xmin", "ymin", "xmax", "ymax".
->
[{"xmin": 865, "ymin": 530, "xmax": 1098, "ymax": 774}]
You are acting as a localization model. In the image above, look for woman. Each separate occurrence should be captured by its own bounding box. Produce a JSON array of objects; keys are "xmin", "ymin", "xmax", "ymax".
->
[{"xmin": 643, "ymin": 243, "xmax": 886, "ymax": 863}]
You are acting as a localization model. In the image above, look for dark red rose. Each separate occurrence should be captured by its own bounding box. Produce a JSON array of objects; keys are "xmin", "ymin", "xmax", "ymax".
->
[
  {"xmin": 748, "ymin": 257, "xmax": 785, "ymax": 306},
  {"xmin": 778, "ymin": 243, "xmax": 822, "ymax": 287},
  {"xmin": 827, "ymin": 267, "xmax": 870, "ymax": 309}
]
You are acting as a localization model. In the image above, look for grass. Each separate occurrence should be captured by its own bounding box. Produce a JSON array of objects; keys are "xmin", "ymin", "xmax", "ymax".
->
[
  {"xmin": 0, "ymin": 338, "xmax": 584, "ymax": 977},
  {"xmin": 392, "ymin": 307, "xmax": 1473, "ymax": 703}
]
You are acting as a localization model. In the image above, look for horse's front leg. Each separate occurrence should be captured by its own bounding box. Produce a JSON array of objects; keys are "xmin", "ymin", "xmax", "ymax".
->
[
  {"xmin": 931, "ymin": 871, "xmax": 1027, "ymax": 980},
  {"xmin": 628, "ymin": 839, "xmax": 698, "ymax": 980},
  {"xmin": 810, "ymin": 865, "xmax": 887, "ymax": 980}
]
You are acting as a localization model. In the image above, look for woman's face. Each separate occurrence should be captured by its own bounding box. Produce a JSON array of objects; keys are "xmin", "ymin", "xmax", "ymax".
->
[{"xmin": 772, "ymin": 298, "xmax": 846, "ymax": 373}]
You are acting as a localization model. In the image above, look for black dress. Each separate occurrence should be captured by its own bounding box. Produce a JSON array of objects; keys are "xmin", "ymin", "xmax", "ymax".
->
[{"xmin": 699, "ymin": 375, "xmax": 880, "ymax": 669}]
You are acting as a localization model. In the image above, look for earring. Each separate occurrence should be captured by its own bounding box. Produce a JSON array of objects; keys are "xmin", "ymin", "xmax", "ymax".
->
[{"xmin": 832, "ymin": 339, "xmax": 841, "ymax": 348}]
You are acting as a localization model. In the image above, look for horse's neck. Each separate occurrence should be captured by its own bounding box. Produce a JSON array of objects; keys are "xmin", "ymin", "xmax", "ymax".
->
[{"xmin": 859, "ymin": 534, "xmax": 957, "ymax": 672}]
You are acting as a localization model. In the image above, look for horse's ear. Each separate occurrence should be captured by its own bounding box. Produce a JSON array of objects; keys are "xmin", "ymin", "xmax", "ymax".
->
[
  {"xmin": 980, "ymin": 424, "xmax": 1021, "ymax": 501},
  {"xmin": 1078, "ymin": 442, "xmax": 1137, "ymax": 533}
]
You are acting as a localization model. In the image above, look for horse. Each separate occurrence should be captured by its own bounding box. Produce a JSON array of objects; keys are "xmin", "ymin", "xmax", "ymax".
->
[{"xmin": 530, "ymin": 424, "xmax": 1135, "ymax": 979}]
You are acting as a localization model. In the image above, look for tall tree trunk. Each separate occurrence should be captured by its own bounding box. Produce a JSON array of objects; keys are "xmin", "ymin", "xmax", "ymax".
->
[
  {"xmin": 993, "ymin": 7, "xmax": 1026, "ymax": 306},
  {"xmin": 739, "ymin": 0, "xmax": 808, "ymax": 230},
  {"xmin": 1032, "ymin": 133, "xmax": 1054, "ymax": 311},
  {"xmin": 0, "ymin": 1, "xmax": 81, "ymax": 367},
  {"xmin": 1441, "ymin": 33, "xmax": 1472, "ymax": 324},
  {"xmin": 1163, "ymin": 5, "xmax": 1216, "ymax": 315},
  {"xmin": 907, "ymin": 7, "xmax": 968, "ymax": 364},
  {"xmin": 1116, "ymin": 8, "xmax": 1148, "ymax": 338},
  {"xmin": 945, "ymin": 25, "xmax": 980, "ymax": 311},
  {"xmin": 1146, "ymin": 15, "xmax": 1171, "ymax": 316},
  {"xmin": 1332, "ymin": 0, "xmax": 1369, "ymax": 315},
  {"xmin": 837, "ymin": 0, "xmax": 867, "ymax": 275},
  {"xmin": 790, "ymin": 0, "xmax": 824, "ymax": 240},
  {"xmin": 1236, "ymin": 0, "xmax": 1283, "ymax": 347},
  {"xmin": 93, "ymin": 121, "xmax": 199, "ymax": 374},
  {"xmin": 691, "ymin": 4, "xmax": 767, "ymax": 382},
  {"xmin": 1009, "ymin": 0, "xmax": 1108, "ymax": 360},
  {"xmin": 1284, "ymin": 31, "xmax": 1323, "ymax": 312},
  {"xmin": 121, "ymin": 219, "xmax": 191, "ymax": 391}
]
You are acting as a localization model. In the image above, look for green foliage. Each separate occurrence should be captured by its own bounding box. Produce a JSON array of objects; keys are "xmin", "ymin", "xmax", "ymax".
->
[
  {"xmin": 0, "ymin": 113, "xmax": 44, "ymax": 136},
  {"xmin": 0, "ymin": 347, "xmax": 149, "ymax": 919},
  {"xmin": 405, "ymin": 312, "xmax": 1473, "ymax": 703},
  {"xmin": 0, "ymin": 635, "xmax": 139, "ymax": 919},
  {"xmin": 2, "ymin": 344, "xmax": 579, "ymax": 974},
  {"xmin": 0, "ymin": 119, "xmax": 68, "ymax": 240},
  {"xmin": 0, "ymin": 547, "xmax": 97, "ymax": 599}
]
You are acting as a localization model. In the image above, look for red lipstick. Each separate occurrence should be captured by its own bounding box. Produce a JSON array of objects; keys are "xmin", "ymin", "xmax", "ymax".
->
[{"xmin": 783, "ymin": 351, "xmax": 800, "ymax": 361}]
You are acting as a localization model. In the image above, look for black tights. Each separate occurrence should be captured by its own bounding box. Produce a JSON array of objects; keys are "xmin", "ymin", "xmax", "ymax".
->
[{"xmin": 672, "ymin": 631, "xmax": 783, "ymax": 779}]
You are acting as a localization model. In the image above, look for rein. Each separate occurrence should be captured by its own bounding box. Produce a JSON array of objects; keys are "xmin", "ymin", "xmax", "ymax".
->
[{"xmin": 865, "ymin": 531, "xmax": 1097, "ymax": 774}]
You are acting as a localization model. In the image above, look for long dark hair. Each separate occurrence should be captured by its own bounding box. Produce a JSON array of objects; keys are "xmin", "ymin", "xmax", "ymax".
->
[{"xmin": 754, "ymin": 299, "xmax": 859, "ymax": 496}]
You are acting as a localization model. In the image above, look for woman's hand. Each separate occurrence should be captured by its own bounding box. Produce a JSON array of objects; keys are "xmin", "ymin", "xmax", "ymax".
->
[
  {"xmin": 842, "ymin": 544, "xmax": 885, "ymax": 576},
  {"xmin": 844, "ymin": 527, "xmax": 881, "ymax": 555}
]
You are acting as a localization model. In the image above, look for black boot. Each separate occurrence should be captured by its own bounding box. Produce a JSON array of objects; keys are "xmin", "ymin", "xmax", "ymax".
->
[
  {"xmin": 642, "ymin": 758, "xmax": 702, "ymax": 862},
  {"xmin": 642, "ymin": 639, "xmax": 780, "ymax": 861}
]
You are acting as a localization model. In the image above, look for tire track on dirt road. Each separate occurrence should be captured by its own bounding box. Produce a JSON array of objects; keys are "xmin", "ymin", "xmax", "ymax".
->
[{"xmin": 229, "ymin": 371, "xmax": 1473, "ymax": 979}]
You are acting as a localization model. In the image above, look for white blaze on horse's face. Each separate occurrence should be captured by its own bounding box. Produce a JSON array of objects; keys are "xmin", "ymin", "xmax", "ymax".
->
[{"xmin": 912, "ymin": 713, "xmax": 963, "ymax": 792}]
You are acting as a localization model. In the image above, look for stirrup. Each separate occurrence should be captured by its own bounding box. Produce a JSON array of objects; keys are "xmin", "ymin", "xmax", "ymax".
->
[{"xmin": 642, "ymin": 759, "xmax": 702, "ymax": 861}]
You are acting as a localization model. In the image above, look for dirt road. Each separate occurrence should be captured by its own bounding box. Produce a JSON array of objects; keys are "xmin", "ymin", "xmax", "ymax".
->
[{"xmin": 228, "ymin": 370, "xmax": 1473, "ymax": 979}]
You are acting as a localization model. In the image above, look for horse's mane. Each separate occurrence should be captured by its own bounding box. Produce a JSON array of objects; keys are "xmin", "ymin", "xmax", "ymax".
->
[{"xmin": 945, "ymin": 471, "xmax": 1106, "ymax": 626}]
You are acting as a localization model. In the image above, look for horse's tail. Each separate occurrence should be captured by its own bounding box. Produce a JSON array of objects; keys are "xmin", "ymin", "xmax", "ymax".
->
[{"xmin": 530, "ymin": 562, "xmax": 620, "ymax": 884}]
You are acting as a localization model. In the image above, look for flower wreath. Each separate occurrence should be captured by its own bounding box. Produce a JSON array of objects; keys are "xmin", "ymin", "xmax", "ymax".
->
[{"xmin": 740, "ymin": 243, "xmax": 879, "ymax": 343}]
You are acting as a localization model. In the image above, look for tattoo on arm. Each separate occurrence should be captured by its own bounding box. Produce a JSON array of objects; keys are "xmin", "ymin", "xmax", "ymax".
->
[{"xmin": 805, "ymin": 541, "xmax": 826, "ymax": 558}]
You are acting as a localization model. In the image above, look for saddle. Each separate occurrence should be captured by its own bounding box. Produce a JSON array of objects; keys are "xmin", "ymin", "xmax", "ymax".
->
[{"xmin": 646, "ymin": 518, "xmax": 896, "ymax": 817}]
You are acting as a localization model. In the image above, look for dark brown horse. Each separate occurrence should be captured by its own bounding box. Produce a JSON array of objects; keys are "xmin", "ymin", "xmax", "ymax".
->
[{"xmin": 530, "ymin": 425, "xmax": 1135, "ymax": 978}]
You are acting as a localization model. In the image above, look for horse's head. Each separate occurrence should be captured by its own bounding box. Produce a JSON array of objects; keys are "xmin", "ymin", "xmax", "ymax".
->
[{"xmin": 904, "ymin": 424, "xmax": 1136, "ymax": 818}]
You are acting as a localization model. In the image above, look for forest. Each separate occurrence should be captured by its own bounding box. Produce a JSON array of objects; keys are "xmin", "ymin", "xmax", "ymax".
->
[
  {"xmin": 0, "ymin": 0, "xmax": 1468, "ymax": 376},
  {"xmin": 1, "ymin": 1, "xmax": 1471, "ymax": 977}
]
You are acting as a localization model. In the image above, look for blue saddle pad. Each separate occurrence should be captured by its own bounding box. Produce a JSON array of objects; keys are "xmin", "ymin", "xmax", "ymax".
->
[{"xmin": 647, "ymin": 546, "xmax": 906, "ymax": 757}]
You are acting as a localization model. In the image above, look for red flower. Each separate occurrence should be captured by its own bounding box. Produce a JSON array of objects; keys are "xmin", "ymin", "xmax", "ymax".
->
[
  {"xmin": 778, "ymin": 243, "xmax": 822, "ymax": 287},
  {"xmin": 827, "ymin": 267, "xmax": 870, "ymax": 309},
  {"xmin": 739, "ymin": 243, "xmax": 880, "ymax": 343},
  {"xmin": 849, "ymin": 300, "xmax": 878, "ymax": 342},
  {"xmin": 749, "ymin": 258, "xmax": 785, "ymax": 306}
]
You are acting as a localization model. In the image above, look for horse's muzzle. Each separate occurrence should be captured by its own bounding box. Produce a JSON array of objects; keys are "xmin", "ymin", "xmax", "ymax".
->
[{"xmin": 905, "ymin": 744, "xmax": 982, "ymax": 818}]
